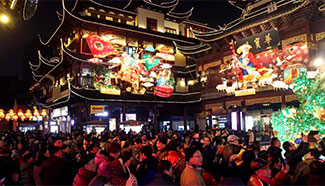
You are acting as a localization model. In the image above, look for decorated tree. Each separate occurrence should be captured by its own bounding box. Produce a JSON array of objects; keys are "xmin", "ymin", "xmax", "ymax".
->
[{"xmin": 272, "ymin": 71, "xmax": 325, "ymax": 142}]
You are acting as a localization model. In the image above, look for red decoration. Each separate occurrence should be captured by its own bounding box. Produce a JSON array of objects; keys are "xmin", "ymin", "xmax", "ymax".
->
[
  {"xmin": 86, "ymin": 35, "xmax": 119, "ymax": 58},
  {"xmin": 154, "ymin": 85, "xmax": 173, "ymax": 98}
]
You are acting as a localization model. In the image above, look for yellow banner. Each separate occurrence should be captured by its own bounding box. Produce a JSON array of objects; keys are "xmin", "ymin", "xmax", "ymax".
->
[
  {"xmin": 90, "ymin": 105, "xmax": 105, "ymax": 114},
  {"xmin": 235, "ymin": 88, "xmax": 256, "ymax": 97}
]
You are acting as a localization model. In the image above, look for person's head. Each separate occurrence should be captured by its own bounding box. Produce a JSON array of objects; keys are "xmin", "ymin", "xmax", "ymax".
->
[
  {"xmin": 140, "ymin": 146, "xmax": 152, "ymax": 162},
  {"xmin": 23, "ymin": 152, "xmax": 34, "ymax": 163},
  {"xmin": 242, "ymin": 150, "xmax": 256, "ymax": 164},
  {"xmin": 271, "ymin": 137, "xmax": 281, "ymax": 148},
  {"xmin": 250, "ymin": 158, "xmax": 271, "ymax": 174},
  {"xmin": 53, "ymin": 146, "xmax": 63, "ymax": 158},
  {"xmin": 87, "ymin": 143, "xmax": 99, "ymax": 153},
  {"xmin": 167, "ymin": 140, "xmax": 179, "ymax": 151},
  {"xmin": 158, "ymin": 160, "xmax": 173, "ymax": 176},
  {"xmin": 185, "ymin": 147, "xmax": 203, "ymax": 167},
  {"xmin": 157, "ymin": 135, "xmax": 167, "ymax": 151},
  {"xmin": 134, "ymin": 138, "xmax": 142, "ymax": 149},
  {"xmin": 203, "ymin": 136, "xmax": 211, "ymax": 147},
  {"xmin": 193, "ymin": 133, "xmax": 200, "ymax": 141},
  {"xmin": 305, "ymin": 148, "xmax": 321, "ymax": 160},
  {"xmin": 227, "ymin": 135, "xmax": 240, "ymax": 145},
  {"xmin": 283, "ymin": 141, "xmax": 296, "ymax": 152},
  {"xmin": 108, "ymin": 142, "xmax": 121, "ymax": 159}
]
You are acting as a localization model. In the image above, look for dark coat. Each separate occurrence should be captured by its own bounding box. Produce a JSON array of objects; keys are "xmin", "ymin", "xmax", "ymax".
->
[
  {"xmin": 147, "ymin": 173, "xmax": 177, "ymax": 186},
  {"xmin": 284, "ymin": 142, "xmax": 309, "ymax": 175},
  {"xmin": 39, "ymin": 156, "xmax": 71, "ymax": 185},
  {"xmin": 267, "ymin": 146, "xmax": 283, "ymax": 161}
]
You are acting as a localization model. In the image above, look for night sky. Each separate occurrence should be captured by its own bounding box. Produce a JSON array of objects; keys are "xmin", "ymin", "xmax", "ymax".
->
[{"xmin": 0, "ymin": 0, "xmax": 241, "ymax": 81}]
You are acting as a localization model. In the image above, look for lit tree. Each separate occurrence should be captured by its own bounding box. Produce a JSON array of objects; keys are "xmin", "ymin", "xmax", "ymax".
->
[{"xmin": 272, "ymin": 72, "xmax": 325, "ymax": 142}]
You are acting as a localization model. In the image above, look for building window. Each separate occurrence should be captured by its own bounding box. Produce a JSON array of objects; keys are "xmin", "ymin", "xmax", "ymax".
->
[
  {"xmin": 147, "ymin": 18, "xmax": 157, "ymax": 31},
  {"xmin": 106, "ymin": 16, "xmax": 113, "ymax": 21},
  {"xmin": 165, "ymin": 27, "xmax": 177, "ymax": 34}
]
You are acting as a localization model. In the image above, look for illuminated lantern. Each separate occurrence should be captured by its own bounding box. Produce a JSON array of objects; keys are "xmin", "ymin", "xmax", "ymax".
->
[
  {"xmin": 12, "ymin": 114, "xmax": 18, "ymax": 121},
  {"xmin": 33, "ymin": 109, "xmax": 40, "ymax": 117},
  {"xmin": 8, "ymin": 109, "xmax": 14, "ymax": 118},
  {"xmin": 5, "ymin": 114, "xmax": 10, "ymax": 121},
  {"xmin": 0, "ymin": 109, "xmax": 5, "ymax": 120},
  {"xmin": 25, "ymin": 109, "xmax": 32, "ymax": 119},
  {"xmin": 20, "ymin": 114, "xmax": 26, "ymax": 121},
  {"xmin": 17, "ymin": 109, "xmax": 24, "ymax": 117},
  {"xmin": 41, "ymin": 109, "xmax": 47, "ymax": 117}
]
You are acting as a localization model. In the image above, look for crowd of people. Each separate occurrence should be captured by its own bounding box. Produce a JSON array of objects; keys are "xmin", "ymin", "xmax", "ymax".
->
[{"xmin": 0, "ymin": 126, "xmax": 324, "ymax": 186}]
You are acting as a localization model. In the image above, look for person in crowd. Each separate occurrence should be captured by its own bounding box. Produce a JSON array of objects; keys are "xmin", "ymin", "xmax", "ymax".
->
[
  {"xmin": 96, "ymin": 142, "xmax": 129, "ymax": 186},
  {"xmin": 20, "ymin": 152, "xmax": 35, "ymax": 185},
  {"xmin": 180, "ymin": 147, "xmax": 205, "ymax": 186},
  {"xmin": 282, "ymin": 134, "xmax": 309, "ymax": 175},
  {"xmin": 0, "ymin": 145, "xmax": 16, "ymax": 185},
  {"xmin": 293, "ymin": 148, "xmax": 321, "ymax": 185},
  {"xmin": 39, "ymin": 146, "xmax": 72, "ymax": 185},
  {"xmin": 202, "ymin": 136, "xmax": 215, "ymax": 164},
  {"xmin": 267, "ymin": 137, "xmax": 283, "ymax": 162},
  {"xmin": 261, "ymin": 131, "xmax": 271, "ymax": 142},
  {"xmin": 156, "ymin": 135, "xmax": 168, "ymax": 161},
  {"xmin": 148, "ymin": 160, "xmax": 176, "ymax": 185},
  {"xmin": 136, "ymin": 145, "xmax": 158, "ymax": 185},
  {"xmin": 306, "ymin": 160, "xmax": 325, "ymax": 185},
  {"xmin": 33, "ymin": 150, "xmax": 48, "ymax": 186},
  {"xmin": 166, "ymin": 139, "xmax": 185, "ymax": 184},
  {"xmin": 73, "ymin": 159, "xmax": 97, "ymax": 186},
  {"xmin": 248, "ymin": 158, "xmax": 288, "ymax": 186},
  {"xmin": 248, "ymin": 130, "xmax": 255, "ymax": 145}
]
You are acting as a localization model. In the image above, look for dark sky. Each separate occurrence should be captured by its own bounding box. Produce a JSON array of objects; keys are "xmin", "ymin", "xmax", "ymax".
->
[{"xmin": 0, "ymin": 0, "xmax": 241, "ymax": 81}]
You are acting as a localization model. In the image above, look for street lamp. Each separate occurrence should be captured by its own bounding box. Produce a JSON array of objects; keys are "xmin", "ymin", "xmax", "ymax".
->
[{"xmin": 0, "ymin": 14, "xmax": 9, "ymax": 24}]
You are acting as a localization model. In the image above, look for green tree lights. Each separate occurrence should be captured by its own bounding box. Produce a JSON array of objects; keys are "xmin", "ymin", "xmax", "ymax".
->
[{"xmin": 272, "ymin": 72, "xmax": 325, "ymax": 142}]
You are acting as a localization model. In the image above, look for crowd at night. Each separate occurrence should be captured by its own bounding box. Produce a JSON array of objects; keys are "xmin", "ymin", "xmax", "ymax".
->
[{"xmin": 0, "ymin": 127, "xmax": 324, "ymax": 185}]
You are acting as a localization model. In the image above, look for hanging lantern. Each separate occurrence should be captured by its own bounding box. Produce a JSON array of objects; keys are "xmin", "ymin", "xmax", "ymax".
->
[
  {"xmin": 8, "ymin": 109, "xmax": 14, "ymax": 118},
  {"xmin": 0, "ymin": 109, "xmax": 5, "ymax": 120},
  {"xmin": 25, "ymin": 109, "xmax": 32, "ymax": 118},
  {"xmin": 5, "ymin": 114, "xmax": 10, "ymax": 121},
  {"xmin": 41, "ymin": 109, "xmax": 47, "ymax": 117},
  {"xmin": 17, "ymin": 109, "xmax": 24, "ymax": 117},
  {"xmin": 20, "ymin": 114, "xmax": 26, "ymax": 121},
  {"xmin": 33, "ymin": 108, "xmax": 40, "ymax": 117},
  {"xmin": 12, "ymin": 114, "xmax": 18, "ymax": 121}
]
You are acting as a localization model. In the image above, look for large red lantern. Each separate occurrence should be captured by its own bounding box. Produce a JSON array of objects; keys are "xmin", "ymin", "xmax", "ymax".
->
[
  {"xmin": 8, "ymin": 109, "xmax": 14, "ymax": 118},
  {"xmin": 5, "ymin": 114, "xmax": 10, "ymax": 121},
  {"xmin": 13, "ymin": 114, "xmax": 18, "ymax": 121},
  {"xmin": 17, "ymin": 109, "xmax": 24, "ymax": 117},
  {"xmin": 25, "ymin": 109, "xmax": 32, "ymax": 120}
]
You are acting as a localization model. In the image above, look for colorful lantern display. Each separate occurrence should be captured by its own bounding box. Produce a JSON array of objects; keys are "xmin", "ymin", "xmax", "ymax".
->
[{"xmin": 0, "ymin": 108, "xmax": 48, "ymax": 121}]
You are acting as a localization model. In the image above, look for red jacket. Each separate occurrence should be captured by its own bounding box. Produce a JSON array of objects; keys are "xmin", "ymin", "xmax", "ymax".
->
[
  {"xmin": 247, "ymin": 171, "xmax": 287, "ymax": 186},
  {"xmin": 73, "ymin": 167, "xmax": 95, "ymax": 186}
]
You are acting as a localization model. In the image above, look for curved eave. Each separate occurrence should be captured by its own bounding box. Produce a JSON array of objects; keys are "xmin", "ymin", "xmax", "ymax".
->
[
  {"xmin": 193, "ymin": 0, "xmax": 309, "ymax": 42},
  {"xmin": 174, "ymin": 41, "xmax": 211, "ymax": 55},
  {"xmin": 166, "ymin": 7, "xmax": 193, "ymax": 23},
  {"xmin": 70, "ymin": 85, "xmax": 201, "ymax": 104}
]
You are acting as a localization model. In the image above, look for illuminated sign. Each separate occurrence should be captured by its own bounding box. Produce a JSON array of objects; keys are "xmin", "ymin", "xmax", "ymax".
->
[
  {"xmin": 235, "ymin": 88, "xmax": 256, "ymax": 97},
  {"xmin": 90, "ymin": 105, "xmax": 105, "ymax": 114}
]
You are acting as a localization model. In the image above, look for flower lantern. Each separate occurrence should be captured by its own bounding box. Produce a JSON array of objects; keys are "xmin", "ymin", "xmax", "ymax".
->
[
  {"xmin": 8, "ymin": 109, "xmax": 14, "ymax": 118},
  {"xmin": 41, "ymin": 109, "xmax": 47, "ymax": 117},
  {"xmin": 17, "ymin": 109, "xmax": 24, "ymax": 117},
  {"xmin": 20, "ymin": 114, "xmax": 26, "ymax": 121},
  {"xmin": 5, "ymin": 114, "xmax": 10, "ymax": 121},
  {"xmin": 33, "ymin": 108, "xmax": 40, "ymax": 117},
  {"xmin": 12, "ymin": 114, "xmax": 18, "ymax": 121},
  {"xmin": 25, "ymin": 109, "xmax": 32, "ymax": 120},
  {"xmin": 0, "ymin": 109, "xmax": 5, "ymax": 120}
]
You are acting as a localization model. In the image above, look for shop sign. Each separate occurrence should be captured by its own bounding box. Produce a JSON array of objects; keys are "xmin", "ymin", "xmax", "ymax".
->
[
  {"xmin": 99, "ymin": 87, "xmax": 121, "ymax": 95},
  {"xmin": 235, "ymin": 88, "xmax": 256, "ymax": 97},
  {"xmin": 235, "ymin": 28, "xmax": 280, "ymax": 54},
  {"xmin": 90, "ymin": 105, "xmax": 105, "ymax": 114}
]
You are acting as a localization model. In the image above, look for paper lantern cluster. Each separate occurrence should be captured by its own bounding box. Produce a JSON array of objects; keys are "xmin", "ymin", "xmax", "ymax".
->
[{"xmin": 0, "ymin": 108, "xmax": 47, "ymax": 121}]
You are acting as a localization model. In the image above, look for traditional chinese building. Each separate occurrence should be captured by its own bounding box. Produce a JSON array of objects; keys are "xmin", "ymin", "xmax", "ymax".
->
[
  {"xmin": 29, "ymin": 0, "xmax": 216, "ymax": 132},
  {"xmin": 176, "ymin": 0, "xmax": 325, "ymax": 133}
]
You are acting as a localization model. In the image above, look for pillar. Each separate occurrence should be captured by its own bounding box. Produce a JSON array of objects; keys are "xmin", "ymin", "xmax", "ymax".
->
[
  {"xmin": 183, "ymin": 107, "xmax": 188, "ymax": 131},
  {"xmin": 153, "ymin": 104, "xmax": 158, "ymax": 133}
]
